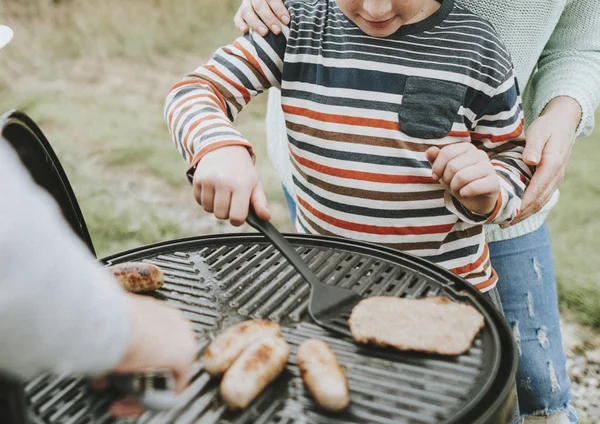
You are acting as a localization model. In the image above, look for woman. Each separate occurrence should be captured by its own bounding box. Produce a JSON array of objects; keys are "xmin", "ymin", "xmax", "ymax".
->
[
  {"xmin": 0, "ymin": 25, "xmax": 196, "ymax": 417},
  {"xmin": 232, "ymin": 1, "xmax": 600, "ymax": 422}
]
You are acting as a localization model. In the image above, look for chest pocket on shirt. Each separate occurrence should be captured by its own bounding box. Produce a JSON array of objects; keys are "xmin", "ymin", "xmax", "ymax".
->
[{"xmin": 398, "ymin": 77, "xmax": 467, "ymax": 139}]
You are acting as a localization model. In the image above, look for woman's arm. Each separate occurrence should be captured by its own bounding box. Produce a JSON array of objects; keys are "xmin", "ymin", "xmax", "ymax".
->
[
  {"xmin": 511, "ymin": 0, "xmax": 599, "ymax": 223},
  {"xmin": 0, "ymin": 140, "xmax": 196, "ymax": 384},
  {"xmin": 511, "ymin": 97, "xmax": 581, "ymax": 224},
  {"xmin": 525, "ymin": 0, "xmax": 600, "ymax": 139}
]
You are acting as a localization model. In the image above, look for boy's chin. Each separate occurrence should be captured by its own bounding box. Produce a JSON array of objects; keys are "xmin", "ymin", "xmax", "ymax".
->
[{"xmin": 356, "ymin": 22, "xmax": 403, "ymax": 38}]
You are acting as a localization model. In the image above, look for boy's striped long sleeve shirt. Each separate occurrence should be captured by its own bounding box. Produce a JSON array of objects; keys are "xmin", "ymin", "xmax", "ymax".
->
[{"xmin": 165, "ymin": 0, "xmax": 533, "ymax": 292}]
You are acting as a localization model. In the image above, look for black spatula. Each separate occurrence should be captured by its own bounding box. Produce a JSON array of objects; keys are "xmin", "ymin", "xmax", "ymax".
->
[{"xmin": 246, "ymin": 208, "xmax": 363, "ymax": 337}]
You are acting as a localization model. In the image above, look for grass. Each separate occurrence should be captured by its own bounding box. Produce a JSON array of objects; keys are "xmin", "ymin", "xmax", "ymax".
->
[
  {"xmin": 549, "ymin": 120, "xmax": 600, "ymax": 327},
  {"xmin": 1, "ymin": 0, "xmax": 599, "ymax": 329},
  {"xmin": 0, "ymin": 0, "xmax": 290, "ymax": 257}
]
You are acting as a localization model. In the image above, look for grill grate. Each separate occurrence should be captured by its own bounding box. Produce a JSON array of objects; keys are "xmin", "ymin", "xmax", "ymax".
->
[{"xmin": 25, "ymin": 235, "xmax": 505, "ymax": 424}]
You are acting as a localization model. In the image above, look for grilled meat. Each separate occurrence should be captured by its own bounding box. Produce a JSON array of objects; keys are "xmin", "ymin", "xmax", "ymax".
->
[
  {"xmin": 108, "ymin": 262, "xmax": 164, "ymax": 293},
  {"xmin": 349, "ymin": 296, "xmax": 485, "ymax": 355},
  {"xmin": 203, "ymin": 320, "xmax": 282, "ymax": 376},
  {"xmin": 220, "ymin": 337, "xmax": 290, "ymax": 410},
  {"xmin": 298, "ymin": 339, "xmax": 350, "ymax": 412}
]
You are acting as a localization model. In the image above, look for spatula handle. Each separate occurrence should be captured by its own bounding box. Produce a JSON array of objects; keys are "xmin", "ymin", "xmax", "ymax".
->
[{"xmin": 246, "ymin": 208, "xmax": 322, "ymax": 289}]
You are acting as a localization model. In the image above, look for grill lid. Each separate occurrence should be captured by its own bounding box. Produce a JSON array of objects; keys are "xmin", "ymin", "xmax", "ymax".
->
[
  {"xmin": 25, "ymin": 234, "xmax": 517, "ymax": 424},
  {"xmin": 0, "ymin": 110, "xmax": 95, "ymax": 256}
]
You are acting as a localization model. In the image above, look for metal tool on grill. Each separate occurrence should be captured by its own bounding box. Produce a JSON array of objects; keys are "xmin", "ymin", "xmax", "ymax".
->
[
  {"xmin": 105, "ymin": 371, "xmax": 178, "ymax": 411},
  {"xmin": 246, "ymin": 208, "xmax": 362, "ymax": 336}
]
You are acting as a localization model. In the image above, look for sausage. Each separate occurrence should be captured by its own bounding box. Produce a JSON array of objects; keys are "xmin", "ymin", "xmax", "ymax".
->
[
  {"xmin": 297, "ymin": 339, "xmax": 350, "ymax": 412},
  {"xmin": 220, "ymin": 337, "xmax": 290, "ymax": 410},
  {"xmin": 108, "ymin": 262, "xmax": 164, "ymax": 293},
  {"xmin": 203, "ymin": 320, "xmax": 281, "ymax": 376}
]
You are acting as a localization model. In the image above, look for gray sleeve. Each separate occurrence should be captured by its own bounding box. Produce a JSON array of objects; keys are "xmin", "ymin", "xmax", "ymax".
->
[
  {"xmin": 0, "ymin": 140, "xmax": 130, "ymax": 380},
  {"xmin": 524, "ymin": 0, "xmax": 600, "ymax": 138}
]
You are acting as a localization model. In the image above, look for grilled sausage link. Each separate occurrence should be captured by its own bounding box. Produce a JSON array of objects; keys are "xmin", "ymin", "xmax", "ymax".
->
[
  {"xmin": 203, "ymin": 320, "xmax": 281, "ymax": 376},
  {"xmin": 220, "ymin": 337, "xmax": 290, "ymax": 410},
  {"xmin": 298, "ymin": 339, "xmax": 350, "ymax": 412},
  {"xmin": 108, "ymin": 262, "xmax": 164, "ymax": 293}
]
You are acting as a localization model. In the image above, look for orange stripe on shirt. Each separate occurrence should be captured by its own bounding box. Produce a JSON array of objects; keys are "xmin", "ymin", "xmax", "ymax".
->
[
  {"xmin": 474, "ymin": 268, "xmax": 498, "ymax": 291},
  {"xmin": 450, "ymin": 244, "xmax": 489, "ymax": 275},
  {"xmin": 168, "ymin": 79, "xmax": 228, "ymax": 114},
  {"xmin": 188, "ymin": 140, "xmax": 255, "ymax": 172},
  {"xmin": 205, "ymin": 64, "xmax": 252, "ymax": 104},
  {"xmin": 181, "ymin": 114, "xmax": 231, "ymax": 158},
  {"xmin": 283, "ymin": 104, "xmax": 398, "ymax": 130},
  {"xmin": 485, "ymin": 190, "xmax": 504, "ymax": 224},
  {"xmin": 167, "ymin": 93, "xmax": 223, "ymax": 136},
  {"xmin": 297, "ymin": 196, "xmax": 453, "ymax": 235},
  {"xmin": 284, "ymin": 105, "xmax": 469, "ymax": 139},
  {"xmin": 448, "ymin": 130, "xmax": 471, "ymax": 138},
  {"xmin": 471, "ymin": 119, "xmax": 524, "ymax": 143},
  {"xmin": 232, "ymin": 40, "xmax": 268, "ymax": 81},
  {"xmin": 289, "ymin": 148, "xmax": 435, "ymax": 184}
]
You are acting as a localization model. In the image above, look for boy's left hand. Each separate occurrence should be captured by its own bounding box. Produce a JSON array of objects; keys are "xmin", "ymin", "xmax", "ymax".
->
[{"xmin": 426, "ymin": 143, "xmax": 500, "ymax": 216}]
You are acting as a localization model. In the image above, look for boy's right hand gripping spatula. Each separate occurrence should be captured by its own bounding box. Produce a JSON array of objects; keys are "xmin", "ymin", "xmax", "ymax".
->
[{"xmin": 246, "ymin": 208, "xmax": 363, "ymax": 337}]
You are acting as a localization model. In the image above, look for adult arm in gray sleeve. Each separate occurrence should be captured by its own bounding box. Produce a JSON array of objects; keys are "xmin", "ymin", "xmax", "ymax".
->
[
  {"xmin": 525, "ymin": 0, "xmax": 600, "ymax": 138},
  {"xmin": 0, "ymin": 139, "xmax": 130, "ymax": 380}
]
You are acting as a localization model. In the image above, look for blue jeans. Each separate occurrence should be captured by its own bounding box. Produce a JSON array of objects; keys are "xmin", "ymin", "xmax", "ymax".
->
[
  {"xmin": 283, "ymin": 187, "xmax": 577, "ymax": 422},
  {"xmin": 490, "ymin": 225, "xmax": 577, "ymax": 422}
]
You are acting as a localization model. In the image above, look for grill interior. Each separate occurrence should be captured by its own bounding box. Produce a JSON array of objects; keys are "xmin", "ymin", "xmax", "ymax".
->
[{"xmin": 25, "ymin": 235, "xmax": 502, "ymax": 424}]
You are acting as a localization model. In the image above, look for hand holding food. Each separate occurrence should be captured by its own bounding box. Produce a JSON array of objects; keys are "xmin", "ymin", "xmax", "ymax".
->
[
  {"xmin": 297, "ymin": 339, "xmax": 349, "ymax": 412},
  {"xmin": 108, "ymin": 294, "xmax": 197, "ymax": 417}
]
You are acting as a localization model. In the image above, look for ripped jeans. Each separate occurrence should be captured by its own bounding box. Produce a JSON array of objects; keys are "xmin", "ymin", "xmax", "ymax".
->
[
  {"xmin": 489, "ymin": 224, "xmax": 577, "ymax": 423},
  {"xmin": 282, "ymin": 188, "xmax": 577, "ymax": 422}
]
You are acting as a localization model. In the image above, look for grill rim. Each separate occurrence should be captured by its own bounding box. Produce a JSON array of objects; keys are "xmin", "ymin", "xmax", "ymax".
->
[{"xmin": 99, "ymin": 232, "xmax": 516, "ymax": 423}]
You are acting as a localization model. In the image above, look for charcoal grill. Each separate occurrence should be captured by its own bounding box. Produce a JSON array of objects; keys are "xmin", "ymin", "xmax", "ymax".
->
[{"xmin": 0, "ymin": 111, "xmax": 518, "ymax": 424}]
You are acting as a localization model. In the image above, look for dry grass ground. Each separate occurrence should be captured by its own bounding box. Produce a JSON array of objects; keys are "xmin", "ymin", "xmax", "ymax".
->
[{"xmin": 0, "ymin": 0, "xmax": 598, "ymax": 328}]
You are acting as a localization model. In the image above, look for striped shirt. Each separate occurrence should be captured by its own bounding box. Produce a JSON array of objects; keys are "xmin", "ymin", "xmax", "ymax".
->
[{"xmin": 165, "ymin": 0, "xmax": 532, "ymax": 292}]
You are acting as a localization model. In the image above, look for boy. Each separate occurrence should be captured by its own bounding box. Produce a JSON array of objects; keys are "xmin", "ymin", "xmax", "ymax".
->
[{"xmin": 165, "ymin": 0, "xmax": 531, "ymax": 293}]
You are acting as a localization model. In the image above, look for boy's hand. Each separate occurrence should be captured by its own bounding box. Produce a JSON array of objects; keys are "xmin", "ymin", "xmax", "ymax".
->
[
  {"xmin": 193, "ymin": 145, "xmax": 271, "ymax": 226},
  {"xmin": 426, "ymin": 143, "xmax": 500, "ymax": 216}
]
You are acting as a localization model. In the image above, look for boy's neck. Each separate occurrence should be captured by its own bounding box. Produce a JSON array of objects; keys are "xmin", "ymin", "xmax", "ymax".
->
[{"xmin": 404, "ymin": 0, "xmax": 443, "ymax": 26}]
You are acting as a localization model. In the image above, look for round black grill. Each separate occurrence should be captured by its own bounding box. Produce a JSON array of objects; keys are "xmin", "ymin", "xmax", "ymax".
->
[{"xmin": 24, "ymin": 234, "xmax": 516, "ymax": 424}]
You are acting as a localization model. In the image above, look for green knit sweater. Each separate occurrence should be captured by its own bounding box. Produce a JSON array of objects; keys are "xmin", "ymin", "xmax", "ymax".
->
[{"xmin": 265, "ymin": 0, "xmax": 600, "ymax": 242}]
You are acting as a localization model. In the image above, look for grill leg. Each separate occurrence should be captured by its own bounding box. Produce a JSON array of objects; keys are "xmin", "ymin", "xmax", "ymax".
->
[
  {"xmin": 484, "ymin": 288, "xmax": 522, "ymax": 424},
  {"xmin": 0, "ymin": 377, "xmax": 29, "ymax": 424}
]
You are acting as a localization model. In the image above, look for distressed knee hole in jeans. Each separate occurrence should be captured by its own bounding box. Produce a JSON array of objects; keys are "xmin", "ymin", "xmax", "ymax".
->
[
  {"xmin": 519, "ymin": 377, "xmax": 533, "ymax": 392},
  {"xmin": 512, "ymin": 321, "xmax": 522, "ymax": 356},
  {"xmin": 537, "ymin": 326, "xmax": 550, "ymax": 350},
  {"xmin": 548, "ymin": 361, "xmax": 561, "ymax": 393},
  {"xmin": 527, "ymin": 292, "xmax": 535, "ymax": 319},
  {"xmin": 532, "ymin": 257, "xmax": 544, "ymax": 285}
]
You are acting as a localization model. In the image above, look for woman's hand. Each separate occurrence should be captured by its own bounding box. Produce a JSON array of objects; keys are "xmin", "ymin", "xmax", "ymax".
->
[
  {"xmin": 508, "ymin": 96, "xmax": 582, "ymax": 226},
  {"xmin": 234, "ymin": 0, "xmax": 290, "ymax": 35},
  {"xmin": 107, "ymin": 294, "xmax": 198, "ymax": 417}
]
